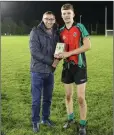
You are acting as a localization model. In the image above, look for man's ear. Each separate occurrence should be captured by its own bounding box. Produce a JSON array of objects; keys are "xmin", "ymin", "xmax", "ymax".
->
[
  {"xmin": 54, "ymin": 19, "xmax": 56, "ymax": 24},
  {"xmin": 61, "ymin": 15, "xmax": 63, "ymax": 20},
  {"xmin": 73, "ymin": 13, "xmax": 75, "ymax": 17}
]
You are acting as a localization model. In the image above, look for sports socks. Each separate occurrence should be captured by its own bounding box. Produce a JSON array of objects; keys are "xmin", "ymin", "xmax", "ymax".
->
[
  {"xmin": 79, "ymin": 120, "xmax": 87, "ymax": 126},
  {"xmin": 68, "ymin": 113, "xmax": 74, "ymax": 120}
]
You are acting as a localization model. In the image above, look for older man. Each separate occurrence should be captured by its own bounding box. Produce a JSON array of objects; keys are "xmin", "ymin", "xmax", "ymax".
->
[{"xmin": 29, "ymin": 11, "xmax": 59, "ymax": 132}]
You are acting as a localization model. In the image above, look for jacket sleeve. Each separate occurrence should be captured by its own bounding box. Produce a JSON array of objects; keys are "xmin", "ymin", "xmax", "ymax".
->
[{"xmin": 29, "ymin": 29, "xmax": 54, "ymax": 66}]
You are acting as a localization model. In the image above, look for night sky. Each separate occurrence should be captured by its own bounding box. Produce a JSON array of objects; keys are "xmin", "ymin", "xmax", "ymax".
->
[{"xmin": 1, "ymin": 1, "xmax": 113, "ymax": 29}]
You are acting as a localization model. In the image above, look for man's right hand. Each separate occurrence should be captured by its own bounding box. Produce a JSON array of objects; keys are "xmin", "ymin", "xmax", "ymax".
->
[{"xmin": 52, "ymin": 58, "xmax": 60, "ymax": 68}]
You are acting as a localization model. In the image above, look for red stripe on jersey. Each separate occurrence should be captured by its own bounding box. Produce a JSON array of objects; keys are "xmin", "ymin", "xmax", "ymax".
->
[{"xmin": 60, "ymin": 26, "xmax": 81, "ymax": 64}]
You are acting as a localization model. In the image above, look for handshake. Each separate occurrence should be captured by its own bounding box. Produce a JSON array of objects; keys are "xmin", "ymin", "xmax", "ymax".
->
[{"xmin": 52, "ymin": 43, "xmax": 65, "ymax": 70}]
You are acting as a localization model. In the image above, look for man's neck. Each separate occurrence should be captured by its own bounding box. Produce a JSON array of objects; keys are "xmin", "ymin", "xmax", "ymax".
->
[
  {"xmin": 65, "ymin": 21, "xmax": 74, "ymax": 29},
  {"xmin": 46, "ymin": 28, "xmax": 53, "ymax": 35}
]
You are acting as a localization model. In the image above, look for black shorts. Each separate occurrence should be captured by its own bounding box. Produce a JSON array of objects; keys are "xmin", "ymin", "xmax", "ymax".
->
[{"xmin": 61, "ymin": 64, "xmax": 87, "ymax": 85}]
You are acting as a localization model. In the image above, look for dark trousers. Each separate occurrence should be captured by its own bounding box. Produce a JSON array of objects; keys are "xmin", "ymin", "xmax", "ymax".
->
[{"xmin": 31, "ymin": 72, "xmax": 54, "ymax": 123}]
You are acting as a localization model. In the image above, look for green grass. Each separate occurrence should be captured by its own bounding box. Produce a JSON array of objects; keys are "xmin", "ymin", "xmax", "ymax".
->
[{"xmin": 1, "ymin": 36, "xmax": 113, "ymax": 135}]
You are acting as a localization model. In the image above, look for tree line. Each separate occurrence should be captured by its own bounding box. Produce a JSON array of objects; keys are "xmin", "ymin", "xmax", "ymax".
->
[
  {"xmin": 1, "ymin": 17, "xmax": 40, "ymax": 35},
  {"xmin": 1, "ymin": 17, "xmax": 111, "ymax": 35}
]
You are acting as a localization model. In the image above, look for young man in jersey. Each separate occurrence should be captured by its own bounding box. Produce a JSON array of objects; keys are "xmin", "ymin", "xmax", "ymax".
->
[{"xmin": 54, "ymin": 3, "xmax": 91, "ymax": 135}]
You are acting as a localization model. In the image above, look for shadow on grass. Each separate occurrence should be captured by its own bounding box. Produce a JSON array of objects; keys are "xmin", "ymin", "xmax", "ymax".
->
[
  {"xmin": 1, "ymin": 131, "xmax": 6, "ymax": 135},
  {"xmin": 1, "ymin": 93, "xmax": 10, "ymax": 101}
]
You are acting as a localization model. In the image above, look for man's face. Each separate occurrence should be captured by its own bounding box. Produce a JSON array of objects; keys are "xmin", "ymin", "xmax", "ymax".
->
[
  {"xmin": 43, "ymin": 14, "xmax": 55, "ymax": 29},
  {"xmin": 61, "ymin": 9, "xmax": 75, "ymax": 23}
]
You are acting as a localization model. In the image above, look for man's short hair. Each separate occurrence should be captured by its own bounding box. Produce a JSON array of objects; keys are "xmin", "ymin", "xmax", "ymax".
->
[
  {"xmin": 43, "ymin": 11, "xmax": 55, "ymax": 16},
  {"xmin": 61, "ymin": 3, "xmax": 74, "ymax": 12}
]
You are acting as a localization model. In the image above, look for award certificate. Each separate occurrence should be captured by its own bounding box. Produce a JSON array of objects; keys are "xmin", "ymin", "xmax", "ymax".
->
[{"xmin": 54, "ymin": 43, "xmax": 65, "ymax": 55}]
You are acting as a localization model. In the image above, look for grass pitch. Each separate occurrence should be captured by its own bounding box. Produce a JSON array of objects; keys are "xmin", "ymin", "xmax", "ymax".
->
[{"xmin": 1, "ymin": 36, "xmax": 113, "ymax": 135}]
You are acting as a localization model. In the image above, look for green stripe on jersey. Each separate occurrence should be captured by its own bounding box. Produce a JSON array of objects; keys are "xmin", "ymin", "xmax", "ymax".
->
[{"xmin": 76, "ymin": 23, "xmax": 89, "ymax": 38}]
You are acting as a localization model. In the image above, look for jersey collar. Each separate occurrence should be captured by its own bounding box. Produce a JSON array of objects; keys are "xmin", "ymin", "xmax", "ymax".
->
[{"xmin": 65, "ymin": 22, "xmax": 77, "ymax": 30}]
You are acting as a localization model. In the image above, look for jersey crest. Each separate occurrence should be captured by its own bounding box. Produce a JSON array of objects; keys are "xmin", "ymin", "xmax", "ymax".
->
[{"xmin": 73, "ymin": 32, "xmax": 77, "ymax": 37}]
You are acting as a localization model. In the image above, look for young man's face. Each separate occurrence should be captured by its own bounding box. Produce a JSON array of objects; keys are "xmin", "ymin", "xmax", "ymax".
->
[
  {"xmin": 43, "ymin": 14, "xmax": 55, "ymax": 29},
  {"xmin": 61, "ymin": 9, "xmax": 75, "ymax": 24}
]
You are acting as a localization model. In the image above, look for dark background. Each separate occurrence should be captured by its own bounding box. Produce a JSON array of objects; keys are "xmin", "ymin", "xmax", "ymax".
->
[{"xmin": 1, "ymin": 1, "xmax": 113, "ymax": 35}]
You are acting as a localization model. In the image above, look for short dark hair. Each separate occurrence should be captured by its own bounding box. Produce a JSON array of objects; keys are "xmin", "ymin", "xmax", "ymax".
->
[
  {"xmin": 61, "ymin": 3, "xmax": 74, "ymax": 12},
  {"xmin": 43, "ymin": 11, "xmax": 55, "ymax": 16}
]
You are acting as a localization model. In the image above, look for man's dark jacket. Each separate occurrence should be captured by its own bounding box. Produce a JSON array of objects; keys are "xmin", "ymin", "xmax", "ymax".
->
[{"xmin": 29, "ymin": 22, "xmax": 59, "ymax": 73}]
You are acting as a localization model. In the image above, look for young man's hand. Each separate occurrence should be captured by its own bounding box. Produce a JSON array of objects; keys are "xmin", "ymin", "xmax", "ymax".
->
[{"xmin": 54, "ymin": 52, "xmax": 72, "ymax": 59}]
